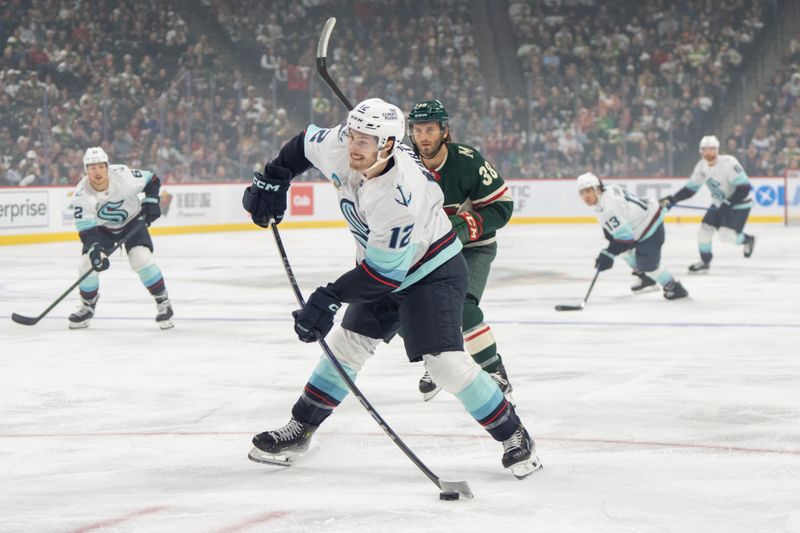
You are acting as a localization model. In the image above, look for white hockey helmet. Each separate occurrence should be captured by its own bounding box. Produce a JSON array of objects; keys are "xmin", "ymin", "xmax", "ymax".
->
[
  {"xmin": 83, "ymin": 146, "xmax": 109, "ymax": 172},
  {"xmin": 346, "ymin": 98, "xmax": 405, "ymax": 155},
  {"xmin": 699, "ymin": 135, "xmax": 720, "ymax": 151},
  {"xmin": 577, "ymin": 172, "xmax": 601, "ymax": 191}
]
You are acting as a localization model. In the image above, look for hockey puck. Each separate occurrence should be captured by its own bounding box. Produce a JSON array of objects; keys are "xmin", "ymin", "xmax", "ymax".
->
[{"xmin": 439, "ymin": 491, "xmax": 460, "ymax": 501}]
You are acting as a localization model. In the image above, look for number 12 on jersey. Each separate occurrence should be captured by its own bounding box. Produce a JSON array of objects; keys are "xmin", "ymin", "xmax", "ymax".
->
[{"xmin": 389, "ymin": 224, "xmax": 414, "ymax": 248}]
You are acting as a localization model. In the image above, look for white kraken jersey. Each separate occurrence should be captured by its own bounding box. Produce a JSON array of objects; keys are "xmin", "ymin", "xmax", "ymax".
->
[
  {"xmin": 303, "ymin": 124, "xmax": 462, "ymax": 290},
  {"xmin": 686, "ymin": 154, "xmax": 752, "ymax": 207},
  {"xmin": 594, "ymin": 184, "xmax": 663, "ymax": 243},
  {"xmin": 71, "ymin": 165, "xmax": 155, "ymax": 232}
]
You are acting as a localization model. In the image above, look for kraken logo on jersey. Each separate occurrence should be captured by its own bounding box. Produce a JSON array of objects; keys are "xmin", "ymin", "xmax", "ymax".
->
[
  {"xmin": 98, "ymin": 200, "xmax": 129, "ymax": 224},
  {"xmin": 340, "ymin": 199, "xmax": 369, "ymax": 247}
]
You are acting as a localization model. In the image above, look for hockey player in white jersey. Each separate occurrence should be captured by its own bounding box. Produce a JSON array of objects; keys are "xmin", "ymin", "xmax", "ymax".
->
[
  {"xmin": 578, "ymin": 172, "xmax": 688, "ymax": 300},
  {"xmin": 69, "ymin": 147, "xmax": 173, "ymax": 329},
  {"xmin": 660, "ymin": 135, "xmax": 756, "ymax": 272},
  {"xmin": 241, "ymin": 98, "xmax": 541, "ymax": 479}
]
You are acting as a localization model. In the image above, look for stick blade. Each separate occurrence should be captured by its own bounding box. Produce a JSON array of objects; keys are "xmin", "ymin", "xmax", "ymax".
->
[
  {"xmin": 554, "ymin": 304, "xmax": 584, "ymax": 312},
  {"xmin": 316, "ymin": 17, "xmax": 336, "ymax": 59},
  {"xmin": 11, "ymin": 313, "xmax": 39, "ymax": 325},
  {"xmin": 438, "ymin": 480, "xmax": 473, "ymax": 499}
]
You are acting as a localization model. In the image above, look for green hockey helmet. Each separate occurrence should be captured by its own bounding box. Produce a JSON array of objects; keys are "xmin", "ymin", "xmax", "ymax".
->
[{"xmin": 407, "ymin": 100, "xmax": 449, "ymax": 129}]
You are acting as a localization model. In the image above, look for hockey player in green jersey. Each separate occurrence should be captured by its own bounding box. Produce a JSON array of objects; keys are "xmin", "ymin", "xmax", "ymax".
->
[{"xmin": 407, "ymin": 100, "xmax": 515, "ymax": 401}]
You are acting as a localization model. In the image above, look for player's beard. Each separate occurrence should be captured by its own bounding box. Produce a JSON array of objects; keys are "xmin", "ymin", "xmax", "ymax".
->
[{"xmin": 416, "ymin": 138, "xmax": 445, "ymax": 161}]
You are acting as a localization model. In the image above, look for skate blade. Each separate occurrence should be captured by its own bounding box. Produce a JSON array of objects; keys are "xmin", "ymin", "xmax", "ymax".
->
[
  {"xmin": 631, "ymin": 285, "xmax": 659, "ymax": 294},
  {"xmin": 508, "ymin": 457, "xmax": 543, "ymax": 480},
  {"xmin": 687, "ymin": 269, "xmax": 709, "ymax": 275},
  {"xmin": 157, "ymin": 319, "xmax": 174, "ymax": 330},
  {"xmin": 422, "ymin": 386, "xmax": 442, "ymax": 402},
  {"xmin": 247, "ymin": 447, "xmax": 297, "ymax": 467},
  {"xmin": 68, "ymin": 321, "xmax": 90, "ymax": 329}
]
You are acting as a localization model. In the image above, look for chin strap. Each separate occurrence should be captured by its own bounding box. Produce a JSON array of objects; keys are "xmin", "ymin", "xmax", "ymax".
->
[{"xmin": 362, "ymin": 138, "xmax": 398, "ymax": 175}]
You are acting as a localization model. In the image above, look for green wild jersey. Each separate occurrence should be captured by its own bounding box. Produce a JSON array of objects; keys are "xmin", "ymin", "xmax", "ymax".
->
[{"xmin": 428, "ymin": 142, "xmax": 513, "ymax": 247}]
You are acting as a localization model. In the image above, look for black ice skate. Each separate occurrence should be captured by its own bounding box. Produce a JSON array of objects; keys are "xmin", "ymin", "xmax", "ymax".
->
[
  {"xmin": 688, "ymin": 260, "xmax": 710, "ymax": 273},
  {"xmin": 68, "ymin": 295, "xmax": 98, "ymax": 329},
  {"xmin": 154, "ymin": 293, "xmax": 174, "ymax": 330},
  {"xmin": 631, "ymin": 271, "xmax": 658, "ymax": 293},
  {"xmin": 743, "ymin": 234, "xmax": 756, "ymax": 258},
  {"xmin": 248, "ymin": 418, "xmax": 318, "ymax": 466},
  {"xmin": 418, "ymin": 370, "xmax": 441, "ymax": 401},
  {"xmin": 502, "ymin": 424, "xmax": 542, "ymax": 480},
  {"xmin": 663, "ymin": 280, "xmax": 689, "ymax": 300},
  {"xmin": 490, "ymin": 362, "xmax": 515, "ymax": 405}
]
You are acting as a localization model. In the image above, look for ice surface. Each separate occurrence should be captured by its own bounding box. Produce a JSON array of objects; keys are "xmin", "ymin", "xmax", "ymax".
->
[{"xmin": 1, "ymin": 224, "xmax": 799, "ymax": 532}]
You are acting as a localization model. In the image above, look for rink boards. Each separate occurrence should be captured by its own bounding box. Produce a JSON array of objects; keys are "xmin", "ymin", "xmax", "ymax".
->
[{"xmin": 0, "ymin": 176, "xmax": 791, "ymax": 245}]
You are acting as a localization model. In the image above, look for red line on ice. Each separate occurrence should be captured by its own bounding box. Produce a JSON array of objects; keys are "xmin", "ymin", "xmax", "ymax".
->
[
  {"xmin": 70, "ymin": 505, "xmax": 168, "ymax": 533},
  {"xmin": 208, "ymin": 511, "xmax": 288, "ymax": 533}
]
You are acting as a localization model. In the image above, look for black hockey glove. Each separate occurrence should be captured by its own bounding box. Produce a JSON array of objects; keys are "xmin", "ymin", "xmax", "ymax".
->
[
  {"xmin": 659, "ymin": 195, "xmax": 675, "ymax": 209},
  {"xmin": 594, "ymin": 250, "xmax": 614, "ymax": 272},
  {"xmin": 88, "ymin": 242, "xmax": 110, "ymax": 272},
  {"xmin": 449, "ymin": 211, "xmax": 484, "ymax": 243},
  {"xmin": 141, "ymin": 197, "xmax": 161, "ymax": 226},
  {"xmin": 242, "ymin": 163, "xmax": 292, "ymax": 227},
  {"xmin": 292, "ymin": 286, "xmax": 341, "ymax": 343}
]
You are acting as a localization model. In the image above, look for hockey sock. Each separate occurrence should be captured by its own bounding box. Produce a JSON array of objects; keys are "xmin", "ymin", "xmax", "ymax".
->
[
  {"xmin": 455, "ymin": 371, "xmax": 520, "ymax": 441},
  {"xmin": 647, "ymin": 267, "xmax": 675, "ymax": 287},
  {"xmin": 718, "ymin": 227, "xmax": 746, "ymax": 245},
  {"xmin": 698, "ymin": 223, "xmax": 714, "ymax": 262},
  {"xmin": 79, "ymin": 278, "xmax": 99, "ymax": 301},
  {"xmin": 464, "ymin": 322, "xmax": 500, "ymax": 372},
  {"xmin": 291, "ymin": 355, "xmax": 358, "ymax": 426},
  {"xmin": 424, "ymin": 351, "xmax": 520, "ymax": 441},
  {"xmin": 136, "ymin": 264, "xmax": 166, "ymax": 295}
]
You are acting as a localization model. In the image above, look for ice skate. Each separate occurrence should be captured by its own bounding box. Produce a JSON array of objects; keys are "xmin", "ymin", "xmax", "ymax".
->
[
  {"xmin": 418, "ymin": 370, "xmax": 441, "ymax": 401},
  {"xmin": 688, "ymin": 260, "xmax": 710, "ymax": 274},
  {"xmin": 248, "ymin": 418, "xmax": 318, "ymax": 466},
  {"xmin": 663, "ymin": 280, "xmax": 689, "ymax": 300},
  {"xmin": 631, "ymin": 271, "xmax": 658, "ymax": 293},
  {"xmin": 743, "ymin": 234, "xmax": 756, "ymax": 258},
  {"xmin": 489, "ymin": 362, "xmax": 515, "ymax": 404},
  {"xmin": 68, "ymin": 295, "xmax": 98, "ymax": 329},
  {"xmin": 155, "ymin": 294, "xmax": 174, "ymax": 330},
  {"xmin": 501, "ymin": 424, "xmax": 542, "ymax": 479}
]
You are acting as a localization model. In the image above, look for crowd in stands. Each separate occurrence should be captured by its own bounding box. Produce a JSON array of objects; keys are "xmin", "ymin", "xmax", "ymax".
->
[
  {"xmin": 726, "ymin": 31, "xmax": 800, "ymax": 177},
  {"xmin": 505, "ymin": 0, "xmax": 773, "ymax": 177},
  {"xmin": 0, "ymin": 0, "xmax": 788, "ymax": 186},
  {"xmin": 0, "ymin": 0, "xmax": 294, "ymax": 186}
]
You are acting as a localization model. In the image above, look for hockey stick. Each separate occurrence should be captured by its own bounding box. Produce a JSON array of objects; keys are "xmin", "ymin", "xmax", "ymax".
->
[
  {"xmin": 268, "ymin": 221, "xmax": 474, "ymax": 499},
  {"xmin": 671, "ymin": 204, "xmax": 710, "ymax": 211},
  {"xmin": 317, "ymin": 17, "xmax": 353, "ymax": 111},
  {"xmin": 555, "ymin": 269, "xmax": 600, "ymax": 311},
  {"xmin": 11, "ymin": 218, "xmax": 146, "ymax": 326}
]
